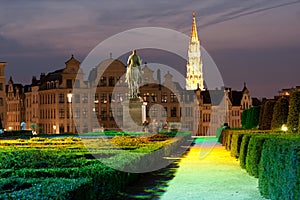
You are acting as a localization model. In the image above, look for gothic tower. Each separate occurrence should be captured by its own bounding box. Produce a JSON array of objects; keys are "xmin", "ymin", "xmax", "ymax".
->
[{"xmin": 186, "ymin": 12, "xmax": 204, "ymax": 91}]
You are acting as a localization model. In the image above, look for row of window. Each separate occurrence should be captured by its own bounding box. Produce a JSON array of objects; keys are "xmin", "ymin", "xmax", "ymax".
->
[{"xmin": 98, "ymin": 76, "xmax": 122, "ymax": 87}]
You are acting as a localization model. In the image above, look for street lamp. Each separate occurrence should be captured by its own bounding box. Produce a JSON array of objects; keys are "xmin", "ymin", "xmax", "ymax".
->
[
  {"xmin": 53, "ymin": 125, "xmax": 57, "ymax": 134},
  {"xmin": 67, "ymin": 93, "xmax": 73, "ymax": 133},
  {"xmin": 281, "ymin": 124, "xmax": 288, "ymax": 132}
]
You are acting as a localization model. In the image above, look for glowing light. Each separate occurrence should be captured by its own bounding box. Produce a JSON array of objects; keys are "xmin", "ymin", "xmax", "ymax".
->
[
  {"xmin": 67, "ymin": 93, "xmax": 73, "ymax": 103},
  {"xmin": 281, "ymin": 124, "xmax": 288, "ymax": 132}
]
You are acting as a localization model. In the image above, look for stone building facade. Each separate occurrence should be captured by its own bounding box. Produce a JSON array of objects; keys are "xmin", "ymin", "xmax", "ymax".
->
[
  {"xmin": 2, "ymin": 54, "xmax": 253, "ymax": 136},
  {"xmin": 1, "ymin": 13, "xmax": 254, "ymax": 135}
]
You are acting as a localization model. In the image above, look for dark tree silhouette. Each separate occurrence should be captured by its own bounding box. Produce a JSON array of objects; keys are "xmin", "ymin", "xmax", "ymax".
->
[
  {"xmin": 271, "ymin": 97, "xmax": 289, "ymax": 130},
  {"xmin": 287, "ymin": 90, "xmax": 300, "ymax": 132}
]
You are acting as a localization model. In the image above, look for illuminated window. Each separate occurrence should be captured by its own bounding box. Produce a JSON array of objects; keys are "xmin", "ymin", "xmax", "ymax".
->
[
  {"xmin": 82, "ymin": 93, "xmax": 88, "ymax": 103},
  {"xmin": 151, "ymin": 93, "xmax": 157, "ymax": 102},
  {"xmin": 170, "ymin": 93, "xmax": 177, "ymax": 102},
  {"xmin": 162, "ymin": 92, "xmax": 168, "ymax": 103},
  {"xmin": 82, "ymin": 108, "xmax": 88, "ymax": 118},
  {"xmin": 100, "ymin": 77, "xmax": 107, "ymax": 86}
]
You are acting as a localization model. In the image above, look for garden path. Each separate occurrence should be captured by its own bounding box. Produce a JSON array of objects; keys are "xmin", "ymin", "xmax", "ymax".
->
[{"xmin": 161, "ymin": 137, "xmax": 266, "ymax": 200}]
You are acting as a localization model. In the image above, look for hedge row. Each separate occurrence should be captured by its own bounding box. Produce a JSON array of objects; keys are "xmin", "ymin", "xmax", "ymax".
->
[
  {"xmin": 239, "ymin": 134, "xmax": 251, "ymax": 169},
  {"xmin": 0, "ymin": 133, "xmax": 191, "ymax": 199},
  {"xmin": 259, "ymin": 138, "xmax": 300, "ymax": 200},
  {"xmin": 0, "ymin": 177, "xmax": 93, "ymax": 200},
  {"xmin": 220, "ymin": 130, "xmax": 300, "ymax": 200},
  {"xmin": 245, "ymin": 135, "xmax": 267, "ymax": 178},
  {"xmin": 0, "ymin": 161, "xmax": 137, "ymax": 199},
  {"xmin": 230, "ymin": 133, "xmax": 245, "ymax": 158}
]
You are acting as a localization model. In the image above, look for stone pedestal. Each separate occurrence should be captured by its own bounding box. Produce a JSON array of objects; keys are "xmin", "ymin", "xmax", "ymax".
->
[{"xmin": 122, "ymin": 98, "xmax": 146, "ymax": 132}]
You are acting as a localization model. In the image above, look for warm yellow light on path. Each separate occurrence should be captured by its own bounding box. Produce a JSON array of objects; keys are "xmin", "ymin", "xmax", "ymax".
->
[{"xmin": 161, "ymin": 137, "xmax": 266, "ymax": 200}]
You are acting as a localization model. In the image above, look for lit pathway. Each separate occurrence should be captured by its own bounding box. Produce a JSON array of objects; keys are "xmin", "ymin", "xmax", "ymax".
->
[{"xmin": 161, "ymin": 137, "xmax": 266, "ymax": 200}]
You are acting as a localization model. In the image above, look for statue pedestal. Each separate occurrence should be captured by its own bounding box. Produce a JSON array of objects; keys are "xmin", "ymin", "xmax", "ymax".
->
[{"xmin": 122, "ymin": 98, "xmax": 146, "ymax": 132}]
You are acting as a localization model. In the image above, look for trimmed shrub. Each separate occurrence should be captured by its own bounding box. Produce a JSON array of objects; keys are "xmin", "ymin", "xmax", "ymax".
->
[
  {"xmin": 259, "ymin": 138, "xmax": 300, "ymax": 200},
  {"xmin": 260, "ymin": 100, "xmax": 276, "ymax": 130},
  {"xmin": 245, "ymin": 135, "xmax": 268, "ymax": 177},
  {"xmin": 271, "ymin": 97, "xmax": 289, "ymax": 130},
  {"xmin": 0, "ymin": 177, "xmax": 93, "ymax": 200},
  {"xmin": 299, "ymin": 114, "xmax": 300, "ymax": 133},
  {"xmin": 225, "ymin": 131, "xmax": 233, "ymax": 150},
  {"xmin": 0, "ymin": 149, "xmax": 81, "ymax": 169},
  {"xmin": 239, "ymin": 134, "xmax": 251, "ymax": 169},
  {"xmin": 242, "ymin": 106, "xmax": 261, "ymax": 129},
  {"xmin": 287, "ymin": 90, "xmax": 300, "ymax": 132},
  {"xmin": 230, "ymin": 133, "xmax": 244, "ymax": 158}
]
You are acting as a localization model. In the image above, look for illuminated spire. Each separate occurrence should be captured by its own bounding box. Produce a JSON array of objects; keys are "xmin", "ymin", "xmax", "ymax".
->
[
  {"xmin": 186, "ymin": 12, "xmax": 204, "ymax": 91},
  {"xmin": 191, "ymin": 12, "xmax": 198, "ymax": 42}
]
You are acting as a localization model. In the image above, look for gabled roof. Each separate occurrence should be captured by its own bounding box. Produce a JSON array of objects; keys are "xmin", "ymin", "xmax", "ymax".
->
[
  {"xmin": 65, "ymin": 54, "xmax": 80, "ymax": 66},
  {"xmin": 252, "ymin": 97, "xmax": 262, "ymax": 106},
  {"xmin": 201, "ymin": 90, "xmax": 225, "ymax": 105},
  {"xmin": 229, "ymin": 91, "xmax": 243, "ymax": 106}
]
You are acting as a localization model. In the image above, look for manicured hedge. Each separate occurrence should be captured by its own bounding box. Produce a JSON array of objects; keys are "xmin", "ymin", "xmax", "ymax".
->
[
  {"xmin": 287, "ymin": 90, "xmax": 300, "ymax": 132},
  {"xmin": 230, "ymin": 133, "xmax": 245, "ymax": 158},
  {"xmin": 225, "ymin": 131, "xmax": 233, "ymax": 150},
  {"xmin": 0, "ymin": 163, "xmax": 137, "ymax": 199},
  {"xmin": 0, "ymin": 133, "xmax": 191, "ymax": 198},
  {"xmin": 242, "ymin": 106, "xmax": 261, "ymax": 129},
  {"xmin": 259, "ymin": 138, "xmax": 300, "ymax": 200},
  {"xmin": 224, "ymin": 130, "xmax": 300, "ymax": 199},
  {"xmin": 239, "ymin": 134, "xmax": 251, "ymax": 169},
  {"xmin": 245, "ymin": 135, "xmax": 268, "ymax": 178},
  {"xmin": 0, "ymin": 177, "xmax": 93, "ymax": 200}
]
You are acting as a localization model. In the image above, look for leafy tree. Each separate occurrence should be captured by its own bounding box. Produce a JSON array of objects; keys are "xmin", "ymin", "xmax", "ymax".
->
[
  {"xmin": 287, "ymin": 90, "xmax": 300, "ymax": 132},
  {"xmin": 271, "ymin": 97, "xmax": 289, "ymax": 130},
  {"xmin": 260, "ymin": 100, "xmax": 276, "ymax": 130}
]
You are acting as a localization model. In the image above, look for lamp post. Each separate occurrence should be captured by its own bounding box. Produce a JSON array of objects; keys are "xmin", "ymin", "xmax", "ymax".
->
[
  {"xmin": 67, "ymin": 93, "xmax": 73, "ymax": 133},
  {"xmin": 281, "ymin": 124, "xmax": 288, "ymax": 132},
  {"xmin": 53, "ymin": 125, "xmax": 57, "ymax": 134}
]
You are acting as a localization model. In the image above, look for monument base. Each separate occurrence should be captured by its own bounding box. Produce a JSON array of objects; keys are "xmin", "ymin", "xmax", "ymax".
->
[{"xmin": 122, "ymin": 98, "xmax": 145, "ymax": 132}]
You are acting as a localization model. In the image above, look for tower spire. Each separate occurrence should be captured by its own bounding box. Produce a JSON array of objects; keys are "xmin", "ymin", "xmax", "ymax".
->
[
  {"xmin": 191, "ymin": 12, "xmax": 198, "ymax": 42},
  {"xmin": 186, "ymin": 12, "xmax": 204, "ymax": 91}
]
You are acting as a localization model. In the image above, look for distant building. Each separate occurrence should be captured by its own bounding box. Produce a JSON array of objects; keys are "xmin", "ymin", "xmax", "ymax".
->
[
  {"xmin": 0, "ymin": 62, "xmax": 6, "ymax": 128},
  {"xmin": 6, "ymin": 77, "xmax": 25, "ymax": 130},
  {"xmin": 278, "ymin": 86, "xmax": 300, "ymax": 98}
]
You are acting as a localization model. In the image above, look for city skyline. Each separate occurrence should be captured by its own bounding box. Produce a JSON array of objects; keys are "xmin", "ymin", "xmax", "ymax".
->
[{"xmin": 1, "ymin": 0, "xmax": 300, "ymax": 98}]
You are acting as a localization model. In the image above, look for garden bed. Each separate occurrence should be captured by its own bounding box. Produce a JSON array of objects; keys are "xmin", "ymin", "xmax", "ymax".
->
[{"xmin": 0, "ymin": 132, "xmax": 191, "ymax": 199}]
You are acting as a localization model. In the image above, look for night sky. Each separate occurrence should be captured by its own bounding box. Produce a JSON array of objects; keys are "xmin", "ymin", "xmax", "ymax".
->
[{"xmin": 0, "ymin": 0, "xmax": 300, "ymax": 98}]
